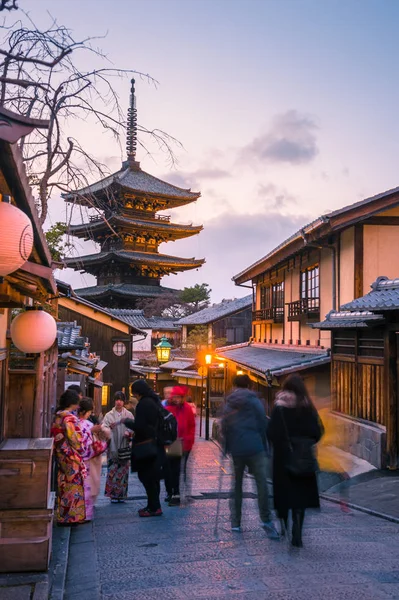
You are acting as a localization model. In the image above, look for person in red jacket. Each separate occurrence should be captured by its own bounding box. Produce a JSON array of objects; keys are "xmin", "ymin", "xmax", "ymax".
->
[{"xmin": 164, "ymin": 385, "xmax": 195, "ymax": 506}]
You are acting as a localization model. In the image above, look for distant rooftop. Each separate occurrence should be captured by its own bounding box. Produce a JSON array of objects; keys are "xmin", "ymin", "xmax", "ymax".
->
[
  {"xmin": 341, "ymin": 276, "xmax": 399, "ymax": 312},
  {"xmin": 178, "ymin": 295, "xmax": 252, "ymax": 326},
  {"xmin": 108, "ymin": 308, "xmax": 181, "ymax": 331}
]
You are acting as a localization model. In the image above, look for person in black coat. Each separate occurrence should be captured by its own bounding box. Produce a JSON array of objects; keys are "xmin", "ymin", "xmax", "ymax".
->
[
  {"xmin": 267, "ymin": 374, "xmax": 323, "ymax": 547},
  {"xmin": 123, "ymin": 380, "xmax": 164, "ymax": 517}
]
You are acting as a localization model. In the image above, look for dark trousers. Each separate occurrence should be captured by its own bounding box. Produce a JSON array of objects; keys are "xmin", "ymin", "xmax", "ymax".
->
[
  {"xmin": 165, "ymin": 456, "xmax": 181, "ymax": 496},
  {"xmin": 138, "ymin": 468, "xmax": 161, "ymax": 511},
  {"xmin": 230, "ymin": 451, "xmax": 271, "ymax": 527}
]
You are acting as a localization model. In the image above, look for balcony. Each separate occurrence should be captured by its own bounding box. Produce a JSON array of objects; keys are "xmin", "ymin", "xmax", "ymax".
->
[
  {"xmin": 287, "ymin": 298, "xmax": 320, "ymax": 322},
  {"xmin": 253, "ymin": 307, "xmax": 284, "ymax": 323}
]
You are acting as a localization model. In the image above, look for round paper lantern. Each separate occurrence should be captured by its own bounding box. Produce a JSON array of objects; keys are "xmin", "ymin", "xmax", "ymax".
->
[
  {"xmin": 11, "ymin": 307, "xmax": 57, "ymax": 353},
  {"xmin": 0, "ymin": 201, "xmax": 33, "ymax": 277}
]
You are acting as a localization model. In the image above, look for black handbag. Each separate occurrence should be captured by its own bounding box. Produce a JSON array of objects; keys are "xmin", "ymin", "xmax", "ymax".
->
[
  {"xmin": 132, "ymin": 438, "xmax": 158, "ymax": 461},
  {"xmin": 118, "ymin": 443, "xmax": 131, "ymax": 463},
  {"xmin": 280, "ymin": 409, "xmax": 318, "ymax": 477}
]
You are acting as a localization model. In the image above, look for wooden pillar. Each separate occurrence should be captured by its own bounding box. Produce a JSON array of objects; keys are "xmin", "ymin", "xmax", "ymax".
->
[
  {"xmin": 385, "ymin": 331, "xmax": 397, "ymax": 468},
  {"xmin": 32, "ymin": 352, "xmax": 45, "ymax": 438},
  {"xmin": 354, "ymin": 225, "xmax": 364, "ymax": 299}
]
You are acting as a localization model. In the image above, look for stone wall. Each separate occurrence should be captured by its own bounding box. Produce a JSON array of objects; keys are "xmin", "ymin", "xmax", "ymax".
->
[{"xmin": 330, "ymin": 411, "xmax": 386, "ymax": 469}]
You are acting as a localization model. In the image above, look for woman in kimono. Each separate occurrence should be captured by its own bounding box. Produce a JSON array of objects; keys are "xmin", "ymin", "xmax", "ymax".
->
[
  {"xmin": 51, "ymin": 389, "xmax": 86, "ymax": 525},
  {"xmin": 102, "ymin": 391, "xmax": 134, "ymax": 503},
  {"xmin": 77, "ymin": 398, "xmax": 109, "ymax": 520}
]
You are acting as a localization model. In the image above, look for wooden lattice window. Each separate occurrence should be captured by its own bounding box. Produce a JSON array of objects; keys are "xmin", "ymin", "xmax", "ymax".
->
[{"xmin": 301, "ymin": 265, "xmax": 319, "ymax": 309}]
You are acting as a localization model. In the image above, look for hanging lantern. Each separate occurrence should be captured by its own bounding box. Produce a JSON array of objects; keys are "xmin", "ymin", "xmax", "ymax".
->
[
  {"xmin": 155, "ymin": 336, "xmax": 172, "ymax": 364},
  {"xmin": 0, "ymin": 200, "xmax": 33, "ymax": 277},
  {"xmin": 11, "ymin": 307, "xmax": 57, "ymax": 353}
]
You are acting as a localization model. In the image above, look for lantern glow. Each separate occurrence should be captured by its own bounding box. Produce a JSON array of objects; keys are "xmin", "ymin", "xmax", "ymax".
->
[
  {"xmin": 205, "ymin": 353, "xmax": 212, "ymax": 365},
  {"xmin": 11, "ymin": 307, "xmax": 57, "ymax": 354},
  {"xmin": 0, "ymin": 201, "xmax": 33, "ymax": 277},
  {"xmin": 155, "ymin": 336, "xmax": 172, "ymax": 363}
]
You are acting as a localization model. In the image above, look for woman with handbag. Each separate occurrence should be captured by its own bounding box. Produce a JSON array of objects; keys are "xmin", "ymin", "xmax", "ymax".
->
[
  {"xmin": 123, "ymin": 380, "xmax": 164, "ymax": 517},
  {"xmin": 102, "ymin": 391, "xmax": 134, "ymax": 503},
  {"xmin": 267, "ymin": 374, "xmax": 323, "ymax": 548}
]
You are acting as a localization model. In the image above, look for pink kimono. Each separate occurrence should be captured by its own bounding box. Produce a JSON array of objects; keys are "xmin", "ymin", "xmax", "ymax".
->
[{"xmin": 79, "ymin": 419, "xmax": 108, "ymax": 520}]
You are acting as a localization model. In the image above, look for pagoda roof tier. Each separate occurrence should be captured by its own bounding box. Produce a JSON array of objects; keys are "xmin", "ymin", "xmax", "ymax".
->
[
  {"xmin": 63, "ymin": 166, "xmax": 200, "ymax": 209},
  {"xmin": 65, "ymin": 250, "xmax": 205, "ymax": 272},
  {"xmin": 74, "ymin": 282, "xmax": 178, "ymax": 302},
  {"xmin": 68, "ymin": 214, "xmax": 203, "ymax": 240}
]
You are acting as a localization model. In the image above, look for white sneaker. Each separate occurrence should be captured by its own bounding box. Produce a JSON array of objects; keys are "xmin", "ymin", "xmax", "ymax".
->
[{"xmin": 231, "ymin": 526, "xmax": 241, "ymax": 532}]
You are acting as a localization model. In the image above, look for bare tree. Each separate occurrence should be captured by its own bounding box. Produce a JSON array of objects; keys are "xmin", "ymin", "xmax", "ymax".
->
[
  {"xmin": 0, "ymin": 1, "xmax": 18, "ymax": 11},
  {"xmin": 0, "ymin": 14, "xmax": 181, "ymax": 224}
]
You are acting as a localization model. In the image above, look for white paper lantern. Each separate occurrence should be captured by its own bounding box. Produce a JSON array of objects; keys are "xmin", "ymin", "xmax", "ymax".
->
[
  {"xmin": 11, "ymin": 307, "xmax": 57, "ymax": 353},
  {"xmin": 0, "ymin": 201, "xmax": 34, "ymax": 277}
]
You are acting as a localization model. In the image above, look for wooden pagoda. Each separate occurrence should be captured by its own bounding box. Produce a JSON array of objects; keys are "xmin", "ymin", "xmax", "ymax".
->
[{"xmin": 64, "ymin": 80, "xmax": 204, "ymax": 308}]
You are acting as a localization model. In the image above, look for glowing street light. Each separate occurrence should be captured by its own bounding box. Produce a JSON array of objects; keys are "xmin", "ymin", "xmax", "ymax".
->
[{"xmin": 155, "ymin": 336, "xmax": 172, "ymax": 364}]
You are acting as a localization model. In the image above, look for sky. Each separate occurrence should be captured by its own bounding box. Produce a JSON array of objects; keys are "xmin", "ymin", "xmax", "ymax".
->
[{"xmin": 14, "ymin": 0, "xmax": 399, "ymax": 301}]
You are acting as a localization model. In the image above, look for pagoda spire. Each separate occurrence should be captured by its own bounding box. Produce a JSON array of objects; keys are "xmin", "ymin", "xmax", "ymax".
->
[{"xmin": 125, "ymin": 78, "xmax": 140, "ymax": 170}]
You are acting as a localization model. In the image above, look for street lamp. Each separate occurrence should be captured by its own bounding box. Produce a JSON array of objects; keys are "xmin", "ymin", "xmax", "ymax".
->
[
  {"xmin": 204, "ymin": 352, "xmax": 212, "ymax": 440},
  {"xmin": 155, "ymin": 336, "xmax": 172, "ymax": 364}
]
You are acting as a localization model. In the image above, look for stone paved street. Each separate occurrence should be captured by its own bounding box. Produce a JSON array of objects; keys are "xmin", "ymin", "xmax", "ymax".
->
[{"xmin": 64, "ymin": 438, "xmax": 399, "ymax": 600}]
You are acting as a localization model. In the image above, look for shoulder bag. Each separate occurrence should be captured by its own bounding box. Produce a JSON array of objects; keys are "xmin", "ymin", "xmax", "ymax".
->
[
  {"xmin": 165, "ymin": 438, "xmax": 183, "ymax": 458},
  {"xmin": 132, "ymin": 438, "xmax": 158, "ymax": 461},
  {"xmin": 118, "ymin": 439, "xmax": 131, "ymax": 463},
  {"xmin": 280, "ymin": 408, "xmax": 318, "ymax": 477}
]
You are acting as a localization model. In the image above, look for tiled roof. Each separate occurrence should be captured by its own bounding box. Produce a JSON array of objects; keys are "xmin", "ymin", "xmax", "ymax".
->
[
  {"xmin": 57, "ymin": 322, "xmax": 86, "ymax": 350},
  {"xmin": 173, "ymin": 369, "xmax": 202, "ymax": 380},
  {"xmin": 63, "ymin": 167, "xmax": 200, "ymax": 201},
  {"xmin": 65, "ymin": 250, "xmax": 204, "ymax": 270},
  {"xmin": 108, "ymin": 309, "xmax": 150, "ymax": 329},
  {"xmin": 159, "ymin": 359, "xmax": 195, "ymax": 371},
  {"xmin": 147, "ymin": 316, "xmax": 181, "ymax": 331},
  {"xmin": 69, "ymin": 214, "xmax": 202, "ymax": 238},
  {"xmin": 217, "ymin": 343, "xmax": 330, "ymax": 380},
  {"xmin": 312, "ymin": 310, "xmax": 385, "ymax": 329},
  {"xmin": 178, "ymin": 295, "xmax": 252, "ymax": 326},
  {"xmin": 75, "ymin": 282, "xmax": 178, "ymax": 300},
  {"xmin": 341, "ymin": 276, "xmax": 399, "ymax": 312}
]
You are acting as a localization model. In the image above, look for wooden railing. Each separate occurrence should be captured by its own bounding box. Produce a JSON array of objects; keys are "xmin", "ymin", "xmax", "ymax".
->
[
  {"xmin": 88, "ymin": 212, "xmax": 172, "ymax": 223},
  {"xmin": 252, "ymin": 307, "xmax": 284, "ymax": 323},
  {"xmin": 287, "ymin": 298, "xmax": 320, "ymax": 322}
]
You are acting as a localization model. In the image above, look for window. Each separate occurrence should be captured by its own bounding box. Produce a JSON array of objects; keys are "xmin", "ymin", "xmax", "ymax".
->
[
  {"xmin": 301, "ymin": 265, "xmax": 319, "ymax": 310},
  {"xmin": 113, "ymin": 341, "xmax": 126, "ymax": 356},
  {"xmin": 101, "ymin": 384, "xmax": 110, "ymax": 407},
  {"xmin": 258, "ymin": 281, "xmax": 284, "ymax": 322}
]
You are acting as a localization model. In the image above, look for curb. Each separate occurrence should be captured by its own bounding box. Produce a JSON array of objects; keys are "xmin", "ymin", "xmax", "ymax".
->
[{"xmin": 48, "ymin": 526, "xmax": 71, "ymax": 600}]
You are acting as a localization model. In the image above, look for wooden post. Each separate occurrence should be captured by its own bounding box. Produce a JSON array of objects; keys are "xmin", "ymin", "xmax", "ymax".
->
[
  {"xmin": 385, "ymin": 332, "xmax": 397, "ymax": 468},
  {"xmin": 32, "ymin": 352, "xmax": 45, "ymax": 438}
]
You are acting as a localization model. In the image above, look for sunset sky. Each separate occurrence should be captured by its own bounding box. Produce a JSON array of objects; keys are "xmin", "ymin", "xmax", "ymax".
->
[{"xmin": 19, "ymin": 0, "xmax": 399, "ymax": 301}]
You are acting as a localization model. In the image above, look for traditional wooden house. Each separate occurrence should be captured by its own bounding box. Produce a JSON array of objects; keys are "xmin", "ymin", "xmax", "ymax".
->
[
  {"xmin": 225, "ymin": 187, "xmax": 399, "ymax": 409},
  {"xmin": 313, "ymin": 276, "xmax": 399, "ymax": 469},
  {"xmin": 57, "ymin": 282, "xmax": 146, "ymax": 413},
  {"xmin": 178, "ymin": 295, "xmax": 253, "ymax": 348},
  {"xmin": 63, "ymin": 79, "xmax": 204, "ymax": 308},
  {"xmin": 0, "ymin": 108, "xmax": 57, "ymax": 573}
]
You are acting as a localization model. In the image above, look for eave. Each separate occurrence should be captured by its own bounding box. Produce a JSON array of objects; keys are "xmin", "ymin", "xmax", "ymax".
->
[{"xmin": 64, "ymin": 250, "xmax": 205, "ymax": 272}]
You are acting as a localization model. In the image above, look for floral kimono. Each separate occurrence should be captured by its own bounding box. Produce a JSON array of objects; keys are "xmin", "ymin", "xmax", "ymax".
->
[
  {"xmin": 102, "ymin": 406, "xmax": 134, "ymax": 501},
  {"xmin": 51, "ymin": 410, "xmax": 86, "ymax": 524},
  {"xmin": 79, "ymin": 418, "xmax": 109, "ymax": 520}
]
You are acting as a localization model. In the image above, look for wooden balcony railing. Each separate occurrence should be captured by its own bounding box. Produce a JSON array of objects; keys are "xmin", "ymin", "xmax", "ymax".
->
[
  {"xmin": 287, "ymin": 298, "xmax": 320, "ymax": 322},
  {"xmin": 252, "ymin": 307, "xmax": 284, "ymax": 323}
]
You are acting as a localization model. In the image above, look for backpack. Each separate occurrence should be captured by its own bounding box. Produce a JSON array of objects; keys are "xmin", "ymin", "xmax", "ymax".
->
[{"xmin": 157, "ymin": 405, "xmax": 178, "ymax": 446}]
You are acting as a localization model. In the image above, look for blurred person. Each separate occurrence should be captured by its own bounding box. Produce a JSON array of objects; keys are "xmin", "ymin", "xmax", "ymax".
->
[
  {"xmin": 77, "ymin": 398, "xmax": 109, "ymax": 520},
  {"xmin": 51, "ymin": 389, "xmax": 86, "ymax": 525},
  {"xmin": 161, "ymin": 386, "xmax": 173, "ymax": 407},
  {"xmin": 268, "ymin": 374, "xmax": 323, "ymax": 548},
  {"xmin": 221, "ymin": 374, "xmax": 279, "ymax": 538},
  {"xmin": 102, "ymin": 391, "xmax": 134, "ymax": 503},
  {"xmin": 68, "ymin": 385, "xmax": 100, "ymax": 424},
  {"xmin": 317, "ymin": 399, "xmax": 352, "ymax": 512},
  {"xmin": 164, "ymin": 385, "xmax": 195, "ymax": 506},
  {"xmin": 123, "ymin": 380, "xmax": 164, "ymax": 517}
]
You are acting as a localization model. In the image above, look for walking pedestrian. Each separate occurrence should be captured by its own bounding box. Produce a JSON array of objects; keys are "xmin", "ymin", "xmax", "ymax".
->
[
  {"xmin": 163, "ymin": 385, "xmax": 195, "ymax": 506},
  {"xmin": 77, "ymin": 398, "xmax": 109, "ymax": 520},
  {"xmin": 267, "ymin": 373, "xmax": 323, "ymax": 548},
  {"xmin": 221, "ymin": 374, "xmax": 279, "ymax": 538},
  {"xmin": 102, "ymin": 391, "xmax": 134, "ymax": 503},
  {"xmin": 51, "ymin": 389, "xmax": 86, "ymax": 525},
  {"xmin": 123, "ymin": 380, "xmax": 164, "ymax": 517}
]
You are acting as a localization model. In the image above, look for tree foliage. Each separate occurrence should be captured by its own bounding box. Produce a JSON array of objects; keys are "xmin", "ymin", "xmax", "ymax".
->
[
  {"xmin": 44, "ymin": 221, "xmax": 72, "ymax": 262},
  {"xmin": 137, "ymin": 283, "xmax": 211, "ymax": 318},
  {"xmin": 184, "ymin": 325, "xmax": 226, "ymax": 356}
]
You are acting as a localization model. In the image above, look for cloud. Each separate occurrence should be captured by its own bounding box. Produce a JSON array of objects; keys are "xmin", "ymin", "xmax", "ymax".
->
[
  {"xmin": 162, "ymin": 167, "xmax": 230, "ymax": 191},
  {"xmin": 242, "ymin": 110, "xmax": 319, "ymax": 166},
  {"xmin": 257, "ymin": 183, "xmax": 297, "ymax": 210}
]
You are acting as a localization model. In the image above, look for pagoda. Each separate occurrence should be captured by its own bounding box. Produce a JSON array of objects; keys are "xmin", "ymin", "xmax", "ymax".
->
[{"xmin": 63, "ymin": 80, "xmax": 204, "ymax": 308}]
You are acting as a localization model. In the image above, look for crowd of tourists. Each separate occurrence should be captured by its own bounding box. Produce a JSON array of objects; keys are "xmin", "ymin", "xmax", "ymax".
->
[{"xmin": 51, "ymin": 371, "xmax": 338, "ymax": 549}]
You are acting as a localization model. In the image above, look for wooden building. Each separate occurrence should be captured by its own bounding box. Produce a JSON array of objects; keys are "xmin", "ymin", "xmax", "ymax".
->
[
  {"xmin": 314, "ymin": 276, "xmax": 399, "ymax": 469},
  {"xmin": 178, "ymin": 295, "xmax": 253, "ymax": 348},
  {"xmin": 227, "ymin": 187, "xmax": 399, "ymax": 408},
  {"xmin": 63, "ymin": 79, "xmax": 204, "ymax": 308},
  {"xmin": 0, "ymin": 108, "xmax": 57, "ymax": 572},
  {"xmin": 57, "ymin": 283, "xmax": 146, "ymax": 413}
]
